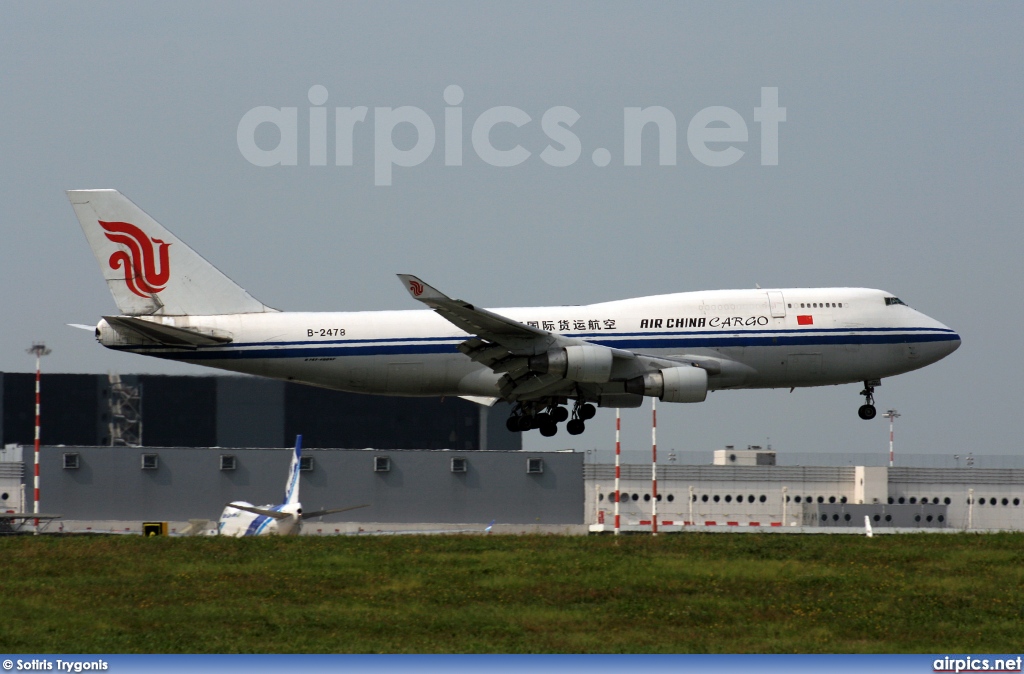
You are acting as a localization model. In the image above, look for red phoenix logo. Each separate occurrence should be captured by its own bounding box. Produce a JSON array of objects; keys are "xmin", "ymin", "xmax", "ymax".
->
[
  {"xmin": 409, "ymin": 280, "xmax": 424, "ymax": 297},
  {"xmin": 99, "ymin": 221, "xmax": 171, "ymax": 297}
]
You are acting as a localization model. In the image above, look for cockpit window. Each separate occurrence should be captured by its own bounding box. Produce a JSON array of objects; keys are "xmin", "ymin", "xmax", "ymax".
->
[{"xmin": 884, "ymin": 297, "xmax": 908, "ymax": 307}]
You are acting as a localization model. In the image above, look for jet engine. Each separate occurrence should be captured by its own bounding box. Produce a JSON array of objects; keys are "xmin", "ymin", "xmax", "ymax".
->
[
  {"xmin": 624, "ymin": 366, "xmax": 708, "ymax": 403},
  {"xmin": 528, "ymin": 344, "xmax": 614, "ymax": 383}
]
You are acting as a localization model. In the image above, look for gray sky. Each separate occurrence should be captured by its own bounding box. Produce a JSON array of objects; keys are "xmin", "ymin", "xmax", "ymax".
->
[{"xmin": 2, "ymin": 2, "xmax": 1020, "ymax": 458}]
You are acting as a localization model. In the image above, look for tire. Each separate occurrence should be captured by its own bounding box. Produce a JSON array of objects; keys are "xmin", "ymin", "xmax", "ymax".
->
[
  {"xmin": 505, "ymin": 416, "xmax": 521, "ymax": 432},
  {"xmin": 552, "ymin": 406, "xmax": 569, "ymax": 423},
  {"xmin": 858, "ymin": 404, "xmax": 877, "ymax": 420},
  {"xmin": 566, "ymin": 419, "xmax": 586, "ymax": 435},
  {"xmin": 539, "ymin": 423, "xmax": 558, "ymax": 437},
  {"xmin": 579, "ymin": 403, "xmax": 596, "ymax": 420}
]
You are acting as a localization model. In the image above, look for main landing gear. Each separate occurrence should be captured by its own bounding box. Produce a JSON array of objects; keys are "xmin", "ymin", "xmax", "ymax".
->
[
  {"xmin": 506, "ymin": 399, "xmax": 596, "ymax": 437},
  {"xmin": 858, "ymin": 379, "xmax": 880, "ymax": 420}
]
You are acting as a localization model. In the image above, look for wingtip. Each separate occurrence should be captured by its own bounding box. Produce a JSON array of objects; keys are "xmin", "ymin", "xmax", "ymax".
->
[{"xmin": 397, "ymin": 274, "xmax": 442, "ymax": 301}]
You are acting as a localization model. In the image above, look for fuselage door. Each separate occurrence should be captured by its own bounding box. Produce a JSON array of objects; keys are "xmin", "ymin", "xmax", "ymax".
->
[{"xmin": 767, "ymin": 291, "xmax": 786, "ymax": 318}]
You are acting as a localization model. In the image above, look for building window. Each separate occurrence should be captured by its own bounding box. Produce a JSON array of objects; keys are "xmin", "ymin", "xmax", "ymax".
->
[
  {"xmin": 374, "ymin": 456, "xmax": 391, "ymax": 472},
  {"xmin": 219, "ymin": 455, "xmax": 236, "ymax": 471},
  {"xmin": 526, "ymin": 458, "xmax": 543, "ymax": 474},
  {"xmin": 300, "ymin": 456, "xmax": 314, "ymax": 472},
  {"xmin": 141, "ymin": 454, "xmax": 159, "ymax": 470},
  {"xmin": 63, "ymin": 453, "xmax": 80, "ymax": 470},
  {"xmin": 451, "ymin": 457, "xmax": 467, "ymax": 473}
]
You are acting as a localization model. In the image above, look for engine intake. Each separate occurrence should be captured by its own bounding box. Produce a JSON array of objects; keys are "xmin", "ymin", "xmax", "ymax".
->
[
  {"xmin": 624, "ymin": 366, "xmax": 708, "ymax": 403},
  {"xmin": 528, "ymin": 344, "xmax": 614, "ymax": 383}
]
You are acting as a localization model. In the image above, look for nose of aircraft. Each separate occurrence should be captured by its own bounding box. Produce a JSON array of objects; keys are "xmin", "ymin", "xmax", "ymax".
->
[{"xmin": 919, "ymin": 311, "xmax": 961, "ymax": 360}]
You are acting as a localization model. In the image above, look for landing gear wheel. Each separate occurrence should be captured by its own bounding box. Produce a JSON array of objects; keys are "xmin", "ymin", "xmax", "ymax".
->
[
  {"xmin": 858, "ymin": 379, "xmax": 878, "ymax": 420},
  {"xmin": 534, "ymin": 412, "xmax": 552, "ymax": 427},
  {"xmin": 551, "ymin": 406, "xmax": 569, "ymax": 423},
  {"xmin": 566, "ymin": 419, "xmax": 586, "ymax": 435},
  {"xmin": 506, "ymin": 416, "xmax": 522, "ymax": 432},
  {"xmin": 578, "ymin": 403, "xmax": 596, "ymax": 420},
  {"xmin": 539, "ymin": 423, "xmax": 558, "ymax": 437},
  {"xmin": 518, "ymin": 415, "xmax": 535, "ymax": 431}
]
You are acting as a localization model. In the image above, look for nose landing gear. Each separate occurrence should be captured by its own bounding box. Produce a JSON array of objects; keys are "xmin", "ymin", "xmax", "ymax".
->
[{"xmin": 858, "ymin": 379, "xmax": 879, "ymax": 420}]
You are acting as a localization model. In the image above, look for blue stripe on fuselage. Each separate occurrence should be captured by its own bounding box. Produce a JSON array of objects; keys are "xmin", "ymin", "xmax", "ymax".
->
[{"xmin": 112, "ymin": 329, "xmax": 961, "ymax": 361}]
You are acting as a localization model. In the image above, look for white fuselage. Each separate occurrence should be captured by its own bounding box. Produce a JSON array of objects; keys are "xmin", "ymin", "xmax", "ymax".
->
[
  {"xmin": 98, "ymin": 287, "xmax": 960, "ymax": 400},
  {"xmin": 218, "ymin": 502, "xmax": 302, "ymax": 537}
]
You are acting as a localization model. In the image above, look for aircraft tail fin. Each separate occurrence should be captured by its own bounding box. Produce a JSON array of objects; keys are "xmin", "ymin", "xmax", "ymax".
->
[
  {"xmin": 67, "ymin": 189, "xmax": 275, "ymax": 316},
  {"xmin": 284, "ymin": 435, "xmax": 302, "ymax": 506}
]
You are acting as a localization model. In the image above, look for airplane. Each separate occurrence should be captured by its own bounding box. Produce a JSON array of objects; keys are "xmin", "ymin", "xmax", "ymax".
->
[
  {"xmin": 218, "ymin": 435, "xmax": 367, "ymax": 536},
  {"xmin": 68, "ymin": 189, "xmax": 961, "ymax": 437}
]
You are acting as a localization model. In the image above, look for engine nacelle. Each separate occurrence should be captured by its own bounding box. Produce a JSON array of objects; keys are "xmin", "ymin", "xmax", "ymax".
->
[
  {"xmin": 624, "ymin": 366, "xmax": 708, "ymax": 403},
  {"xmin": 528, "ymin": 344, "xmax": 614, "ymax": 383}
]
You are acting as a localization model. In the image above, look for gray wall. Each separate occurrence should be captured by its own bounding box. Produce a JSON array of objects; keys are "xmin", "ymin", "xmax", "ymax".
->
[
  {"xmin": 32, "ymin": 446, "xmax": 583, "ymax": 525},
  {"xmin": 216, "ymin": 378, "xmax": 285, "ymax": 447}
]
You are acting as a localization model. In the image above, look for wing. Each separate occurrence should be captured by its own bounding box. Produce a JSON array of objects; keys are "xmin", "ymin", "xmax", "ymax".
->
[
  {"xmin": 301, "ymin": 504, "xmax": 371, "ymax": 520},
  {"xmin": 398, "ymin": 275, "xmax": 591, "ymax": 400},
  {"xmin": 396, "ymin": 275, "xmax": 727, "ymax": 403},
  {"xmin": 225, "ymin": 503, "xmax": 290, "ymax": 520}
]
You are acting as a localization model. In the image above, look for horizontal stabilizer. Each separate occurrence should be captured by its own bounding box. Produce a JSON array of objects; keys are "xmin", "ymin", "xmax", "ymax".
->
[
  {"xmin": 225, "ymin": 503, "xmax": 290, "ymax": 520},
  {"xmin": 104, "ymin": 315, "xmax": 232, "ymax": 347}
]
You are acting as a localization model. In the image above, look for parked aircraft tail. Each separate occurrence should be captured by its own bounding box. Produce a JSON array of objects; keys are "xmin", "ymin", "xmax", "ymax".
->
[
  {"xmin": 284, "ymin": 434, "xmax": 302, "ymax": 506},
  {"xmin": 67, "ymin": 189, "xmax": 274, "ymax": 316}
]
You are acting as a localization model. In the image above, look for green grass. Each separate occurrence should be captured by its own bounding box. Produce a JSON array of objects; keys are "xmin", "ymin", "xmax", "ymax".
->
[{"xmin": 2, "ymin": 533, "xmax": 1023, "ymax": 653}]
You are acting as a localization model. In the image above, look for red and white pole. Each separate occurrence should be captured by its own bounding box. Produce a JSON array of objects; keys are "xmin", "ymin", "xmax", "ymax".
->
[
  {"xmin": 651, "ymin": 397, "xmax": 658, "ymax": 536},
  {"xmin": 27, "ymin": 342, "xmax": 50, "ymax": 535},
  {"xmin": 883, "ymin": 409, "xmax": 900, "ymax": 468},
  {"xmin": 889, "ymin": 421, "xmax": 894, "ymax": 468},
  {"xmin": 614, "ymin": 408, "xmax": 621, "ymax": 535}
]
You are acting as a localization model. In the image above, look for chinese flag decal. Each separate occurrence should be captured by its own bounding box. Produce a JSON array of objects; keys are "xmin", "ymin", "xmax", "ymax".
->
[{"xmin": 797, "ymin": 315, "xmax": 814, "ymax": 325}]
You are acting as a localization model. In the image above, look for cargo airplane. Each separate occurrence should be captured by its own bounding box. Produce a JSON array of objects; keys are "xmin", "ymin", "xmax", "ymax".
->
[
  {"xmin": 218, "ymin": 435, "xmax": 366, "ymax": 536},
  {"xmin": 68, "ymin": 189, "xmax": 960, "ymax": 437}
]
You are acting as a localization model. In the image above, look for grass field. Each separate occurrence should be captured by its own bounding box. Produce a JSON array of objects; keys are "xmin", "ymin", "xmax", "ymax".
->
[{"xmin": 2, "ymin": 532, "xmax": 1023, "ymax": 653}]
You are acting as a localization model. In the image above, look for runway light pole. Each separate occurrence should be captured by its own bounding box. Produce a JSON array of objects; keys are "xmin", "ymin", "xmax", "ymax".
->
[
  {"xmin": 882, "ymin": 409, "xmax": 901, "ymax": 468},
  {"xmin": 27, "ymin": 342, "xmax": 51, "ymax": 534}
]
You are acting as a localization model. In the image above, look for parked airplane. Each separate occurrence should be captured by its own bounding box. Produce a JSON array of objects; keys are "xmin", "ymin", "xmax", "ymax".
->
[
  {"xmin": 68, "ymin": 189, "xmax": 960, "ymax": 437},
  {"xmin": 218, "ymin": 435, "xmax": 366, "ymax": 536}
]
